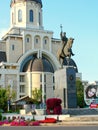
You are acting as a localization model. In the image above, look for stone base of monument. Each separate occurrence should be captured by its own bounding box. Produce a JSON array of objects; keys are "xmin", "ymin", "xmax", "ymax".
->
[{"xmin": 54, "ymin": 66, "xmax": 77, "ymax": 109}]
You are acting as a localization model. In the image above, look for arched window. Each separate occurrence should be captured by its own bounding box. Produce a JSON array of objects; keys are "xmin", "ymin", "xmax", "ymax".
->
[
  {"xmin": 36, "ymin": 38, "xmax": 39, "ymax": 44},
  {"xmin": 18, "ymin": 9, "xmax": 22, "ymax": 22},
  {"xmin": 43, "ymin": 37, "xmax": 49, "ymax": 45},
  {"xmin": 44, "ymin": 39, "xmax": 47, "ymax": 44},
  {"xmin": 26, "ymin": 37, "xmax": 30, "ymax": 43},
  {"xmin": 29, "ymin": 10, "xmax": 34, "ymax": 22},
  {"xmin": 25, "ymin": 35, "xmax": 31, "ymax": 43}
]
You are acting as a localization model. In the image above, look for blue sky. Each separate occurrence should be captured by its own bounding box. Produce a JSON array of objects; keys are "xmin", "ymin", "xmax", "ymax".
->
[{"xmin": 0, "ymin": 0, "xmax": 98, "ymax": 82}]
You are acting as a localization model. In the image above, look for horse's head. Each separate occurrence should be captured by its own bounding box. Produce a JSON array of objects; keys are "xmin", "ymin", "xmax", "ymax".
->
[{"xmin": 69, "ymin": 37, "xmax": 74, "ymax": 42}]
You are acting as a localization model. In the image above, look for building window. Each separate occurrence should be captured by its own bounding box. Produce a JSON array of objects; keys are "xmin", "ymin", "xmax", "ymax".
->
[
  {"xmin": 43, "ymin": 37, "xmax": 48, "ymax": 45},
  {"xmin": 53, "ymin": 76, "xmax": 55, "ymax": 83},
  {"xmin": 44, "ymin": 84, "xmax": 46, "ymax": 93},
  {"xmin": 44, "ymin": 39, "xmax": 47, "ymax": 44},
  {"xmin": 39, "ymin": 12, "xmax": 41, "ymax": 25},
  {"xmin": 26, "ymin": 37, "xmax": 30, "ymax": 43},
  {"xmin": 12, "ymin": 45, "xmax": 15, "ymax": 51},
  {"xmin": 40, "ymin": 74, "xmax": 42, "ymax": 82},
  {"xmin": 18, "ymin": 9, "xmax": 22, "ymax": 22},
  {"xmin": 20, "ymin": 75, "xmax": 25, "ymax": 82},
  {"xmin": 44, "ymin": 74, "xmax": 46, "ymax": 82},
  {"xmin": 40, "ymin": 84, "xmax": 42, "ymax": 91},
  {"xmin": 20, "ymin": 85, "xmax": 25, "ymax": 93},
  {"xmin": 29, "ymin": 10, "xmax": 33, "ymax": 22},
  {"xmin": 20, "ymin": 95, "xmax": 25, "ymax": 98},
  {"xmin": 53, "ymin": 86, "xmax": 55, "ymax": 90},
  {"xmin": 36, "ymin": 38, "xmax": 38, "ymax": 43}
]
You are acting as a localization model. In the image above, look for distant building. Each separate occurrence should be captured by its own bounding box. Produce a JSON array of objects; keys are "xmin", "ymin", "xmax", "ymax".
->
[{"xmin": 0, "ymin": 0, "xmax": 79, "ymax": 103}]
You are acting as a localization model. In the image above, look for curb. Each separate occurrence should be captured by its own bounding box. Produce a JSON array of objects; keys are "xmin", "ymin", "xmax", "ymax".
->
[{"xmin": 40, "ymin": 121, "xmax": 98, "ymax": 126}]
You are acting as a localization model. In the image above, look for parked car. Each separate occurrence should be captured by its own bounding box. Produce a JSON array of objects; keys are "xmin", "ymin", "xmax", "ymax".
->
[{"xmin": 90, "ymin": 100, "xmax": 98, "ymax": 108}]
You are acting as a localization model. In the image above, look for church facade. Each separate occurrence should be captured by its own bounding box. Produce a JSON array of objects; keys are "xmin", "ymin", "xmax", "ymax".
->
[{"xmin": 0, "ymin": 0, "xmax": 79, "ymax": 102}]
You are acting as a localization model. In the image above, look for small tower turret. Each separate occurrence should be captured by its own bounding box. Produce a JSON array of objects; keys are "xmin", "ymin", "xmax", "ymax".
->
[{"xmin": 10, "ymin": 0, "xmax": 43, "ymax": 29}]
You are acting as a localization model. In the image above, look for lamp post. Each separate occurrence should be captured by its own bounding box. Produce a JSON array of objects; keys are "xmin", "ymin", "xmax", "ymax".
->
[{"xmin": 7, "ymin": 99, "xmax": 10, "ymax": 112}]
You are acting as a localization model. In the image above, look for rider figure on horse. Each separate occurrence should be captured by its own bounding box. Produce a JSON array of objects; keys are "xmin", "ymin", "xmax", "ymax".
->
[
  {"xmin": 60, "ymin": 31, "xmax": 68, "ymax": 57},
  {"xmin": 60, "ymin": 25, "xmax": 74, "ymax": 58}
]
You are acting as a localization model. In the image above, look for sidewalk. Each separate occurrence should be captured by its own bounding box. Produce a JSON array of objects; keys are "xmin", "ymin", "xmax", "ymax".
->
[
  {"xmin": 41, "ymin": 115, "xmax": 98, "ymax": 126},
  {"xmin": 2, "ymin": 112, "xmax": 98, "ymax": 126}
]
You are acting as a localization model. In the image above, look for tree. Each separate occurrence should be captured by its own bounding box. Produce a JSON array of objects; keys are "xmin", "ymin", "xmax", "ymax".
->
[
  {"xmin": 0, "ymin": 86, "xmax": 16, "ymax": 111},
  {"xmin": 32, "ymin": 88, "xmax": 42, "ymax": 104},
  {"xmin": 6, "ymin": 86, "xmax": 16, "ymax": 101},
  {"xmin": 0, "ymin": 88, "xmax": 8, "ymax": 111},
  {"xmin": 76, "ymin": 79, "xmax": 85, "ymax": 108}
]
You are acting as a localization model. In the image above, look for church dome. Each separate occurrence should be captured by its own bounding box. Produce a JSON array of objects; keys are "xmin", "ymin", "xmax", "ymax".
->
[
  {"xmin": 29, "ymin": 58, "xmax": 44, "ymax": 72},
  {"xmin": 22, "ymin": 57, "xmax": 54, "ymax": 73},
  {"xmin": 10, "ymin": 0, "xmax": 42, "ymax": 7}
]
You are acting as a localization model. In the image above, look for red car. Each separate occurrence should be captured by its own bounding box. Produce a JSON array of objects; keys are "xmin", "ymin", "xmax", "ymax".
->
[{"xmin": 90, "ymin": 100, "xmax": 98, "ymax": 108}]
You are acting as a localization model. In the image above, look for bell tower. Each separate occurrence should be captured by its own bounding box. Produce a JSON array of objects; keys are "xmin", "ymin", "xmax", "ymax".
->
[{"xmin": 10, "ymin": 0, "xmax": 43, "ymax": 29}]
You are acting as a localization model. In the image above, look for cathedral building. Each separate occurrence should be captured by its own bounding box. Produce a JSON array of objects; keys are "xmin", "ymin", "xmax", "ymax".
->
[{"xmin": 0, "ymin": 0, "xmax": 78, "ymax": 103}]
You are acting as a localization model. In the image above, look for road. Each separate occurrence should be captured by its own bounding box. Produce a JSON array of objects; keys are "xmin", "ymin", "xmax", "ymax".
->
[{"xmin": 0, "ymin": 126, "xmax": 98, "ymax": 130}]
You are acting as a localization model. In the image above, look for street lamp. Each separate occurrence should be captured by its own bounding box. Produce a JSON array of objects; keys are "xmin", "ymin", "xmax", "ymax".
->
[{"xmin": 7, "ymin": 99, "xmax": 11, "ymax": 112}]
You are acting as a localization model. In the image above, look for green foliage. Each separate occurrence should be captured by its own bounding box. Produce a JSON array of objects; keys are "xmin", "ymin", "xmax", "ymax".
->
[
  {"xmin": 32, "ymin": 88, "xmax": 42, "ymax": 104},
  {"xmin": 2, "ymin": 116, "xmax": 6, "ymax": 121},
  {"xmin": 76, "ymin": 79, "xmax": 85, "ymax": 108},
  {"xmin": 0, "ymin": 88, "xmax": 8, "ymax": 111},
  {"xmin": 6, "ymin": 86, "xmax": 16, "ymax": 101},
  {"xmin": 31, "ymin": 115, "xmax": 35, "ymax": 121},
  {"xmin": 0, "ymin": 86, "xmax": 16, "ymax": 111},
  {"xmin": 7, "ymin": 110, "xmax": 13, "ymax": 113},
  {"xmin": 0, "ymin": 113, "xmax": 2, "ymax": 121}
]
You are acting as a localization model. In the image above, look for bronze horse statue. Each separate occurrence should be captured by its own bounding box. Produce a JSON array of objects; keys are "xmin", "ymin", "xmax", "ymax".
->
[{"xmin": 57, "ymin": 37, "xmax": 74, "ymax": 65}]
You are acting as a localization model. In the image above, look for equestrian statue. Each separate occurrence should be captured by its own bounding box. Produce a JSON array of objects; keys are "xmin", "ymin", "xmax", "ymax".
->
[{"xmin": 57, "ymin": 25, "xmax": 75, "ymax": 66}]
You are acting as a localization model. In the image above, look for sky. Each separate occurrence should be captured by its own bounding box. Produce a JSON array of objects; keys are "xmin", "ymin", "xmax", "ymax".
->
[{"xmin": 0, "ymin": 0, "xmax": 98, "ymax": 82}]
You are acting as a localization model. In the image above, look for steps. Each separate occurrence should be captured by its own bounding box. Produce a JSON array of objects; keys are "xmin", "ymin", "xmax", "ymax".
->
[
  {"xmin": 57, "ymin": 115, "xmax": 98, "ymax": 126},
  {"xmin": 63, "ymin": 108, "xmax": 98, "ymax": 115},
  {"xmin": 64, "ymin": 116, "xmax": 98, "ymax": 122},
  {"xmin": 40, "ymin": 116, "xmax": 98, "ymax": 126}
]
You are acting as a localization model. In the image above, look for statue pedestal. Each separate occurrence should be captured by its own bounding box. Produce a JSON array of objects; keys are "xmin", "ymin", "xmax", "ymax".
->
[{"xmin": 54, "ymin": 66, "xmax": 77, "ymax": 108}]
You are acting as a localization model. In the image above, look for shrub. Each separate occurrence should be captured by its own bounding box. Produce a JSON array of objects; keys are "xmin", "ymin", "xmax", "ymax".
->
[
  {"xmin": 2, "ymin": 116, "xmax": 6, "ymax": 121},
  {"xmin": 0, "ymin": 113, "xmax": 2, "ymax": 121},
  {"xmin": 0, "ymin": 121, "xmax": 3, "ymax": 126},
  {"xmin": 29, "ymin": 121, "xmax": 40, "ymax": 126}
]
